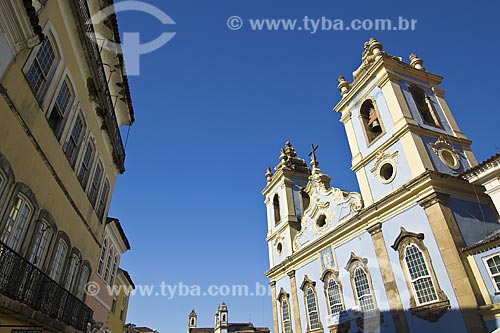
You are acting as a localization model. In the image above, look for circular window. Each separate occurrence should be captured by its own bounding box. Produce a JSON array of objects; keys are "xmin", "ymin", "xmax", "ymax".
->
[
  {"xmin": 379, "ymin": 162, "xmax": 396, "ymax": 184},
  {"xmin": 316, "ymin": 215, "xmax": 327, "ymax": 228},
  {"xmin": 277, "ymin": 243, "xmax": 283, "ymax": 254},
  {"xmin": 438, "ymin": 149, "xmax": 460, "ymax": 170}
]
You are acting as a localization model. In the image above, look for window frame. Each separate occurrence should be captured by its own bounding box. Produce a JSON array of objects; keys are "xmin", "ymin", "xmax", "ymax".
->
[
  {"xmin": 27, "ymin": 217, "xmax": 54, "ymax": 269},
  {"xmin": 483, "ymin": 253, "xmax": 500, "ymax": 294},
  {"xmin": 391, "ymin": 227, "xmax": 450, "ymax": 321},
  {"xmin": 300, "ymin": 275, "xmax": 323, "ymax": 333},
  {"xmin": 97, "ymin": 178, "xmax": 110, "ymax": 221},
  {"xmin": 97, "ymin": 237, "xmax": 108, "ymax": 277},
  {"xmin": 64, "ymin": 250, "xmax": 81, "ymax": 291},
  {"xmin": 77, "ymin": 138, "xmax": 96, "ymax": 189},
  {"xmin": 22, "ymin": 25, "xmax": 63, "ymax": 106},
  {"xmin": 0, "ymin": 183, "xmax": 38, "ymax": 254},
  {"xmin": 48, "ymin": 235, "xmax": 69, "ymax": 283},
  {"xmin": 277, "ymin": 288, "xmax": 293, "ymax": 333},
  {"xmin": 320, "ymin": 269, "xmax": 346, "ymax": 317},
  {"xmin": 88, "ymin": 159, "xmax": 104, "ymax": 207},
  {"xmin": 408, "ymin": 85, "xmax": 442, "ymax": 128},
  {"xmin": 358, "ymin": 98, "xmax": 386, "ymax": 147},
  {"xmin": 64, "ymin": 111, "xmax": 87, "ymax": 168},
  {"xmin": 46, "ymin": 74, "xmax": 76, "ymax": 139},
  {"xmin": 345, "ymin": 253, "xmax": 378, "ymax": 314}
]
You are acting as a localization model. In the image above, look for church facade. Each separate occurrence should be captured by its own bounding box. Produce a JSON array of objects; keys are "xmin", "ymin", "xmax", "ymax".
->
[
  {"xmin": 262, "ymin": 39, "xmax": 500, "ymax": 333},
  {"xmin": 187, "ymin": 303, "xmax": 270, "ymax": 333}
]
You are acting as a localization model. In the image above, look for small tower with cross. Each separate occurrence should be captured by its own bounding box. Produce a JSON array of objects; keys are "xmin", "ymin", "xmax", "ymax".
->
[{"xmin": 262, "ymin": 141, "xmax": 312, "ymax": 269}]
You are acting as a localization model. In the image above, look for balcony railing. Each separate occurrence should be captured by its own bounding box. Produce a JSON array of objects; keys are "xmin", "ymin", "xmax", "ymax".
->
[
  {"xmin": 70, "ymin": 0, "xmax": 126, "ymax": 173},
  {"xmin": 0, "ymin": 241, "xmax": 93, "ymax": 331}
]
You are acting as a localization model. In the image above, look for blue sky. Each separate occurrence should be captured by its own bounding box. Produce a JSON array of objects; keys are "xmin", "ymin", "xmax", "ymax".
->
[{"xmin": 109, "ymin": 1, "xmax": 500, "ymax": 332}]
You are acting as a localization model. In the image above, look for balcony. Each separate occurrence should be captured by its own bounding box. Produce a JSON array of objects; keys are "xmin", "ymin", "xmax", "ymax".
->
[
  {"xmin": 69, "ymin": 0, "xmax": 127, "ymax": 173},
  {"xmin": 0, "ymin": 241, "xmax": 93, "ymax": 331}
]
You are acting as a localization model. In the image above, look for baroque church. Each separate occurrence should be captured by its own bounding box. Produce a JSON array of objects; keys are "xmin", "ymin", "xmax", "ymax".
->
[
  {"xmin": 187, "ymin": 303, "xmax": 270, "ymax": 333},
  {"xmin": 262, "ymin": 38, "xmax": 500, "ymax": 333}
]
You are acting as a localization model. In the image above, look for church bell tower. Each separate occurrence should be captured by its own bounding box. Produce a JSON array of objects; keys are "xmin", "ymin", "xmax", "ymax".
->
[
  {"xmin": 262, "ymin": 141, "xmax": 312, "ymax": 269},
  {"xmin": 334, "ymin": 38, "xmax": 477, "ymax": 206}
]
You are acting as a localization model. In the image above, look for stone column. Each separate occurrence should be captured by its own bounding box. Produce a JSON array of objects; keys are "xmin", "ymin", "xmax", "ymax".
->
[
  {"xmin": 288, "ymin": 270, "xmax": 302, "ymax": 333},
  {"xmin": 419, "ymin": 192, "xmax": 487, "ymax": 333},
  {"xmin": 368, "ymin": 223, "xmax": 409, "ymax": 333},
  {"xmin": 270, "ymin": 281, "xmax": 279, "ymax": 333}
]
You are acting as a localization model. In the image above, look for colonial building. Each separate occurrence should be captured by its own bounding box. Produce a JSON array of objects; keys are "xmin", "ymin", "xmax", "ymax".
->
[
  {"xmin": 187, "ymin": 303, "xmax": 270, "ymax": 333},
  {"xmin": 0, "ymin": 1, "xmax": 135, "ymax": 332},
  {"xmin": 107, "ymin": 268, "xmax": 135, "ymax": 333},
  {"xmin": 262, "ymin": 39, "xmax": 500, "ymax": 333}
]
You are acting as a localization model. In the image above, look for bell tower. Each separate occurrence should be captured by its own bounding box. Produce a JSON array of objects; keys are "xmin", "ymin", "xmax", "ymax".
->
[
  {"xmin": 262, "ymin": 141, "xmax": 311, "ymax": 268},
  {"xmin": 188, "ymin": 309, "xmax": 197, "ymax": 333},
  {"xmin": 214, "ymin": 302, "xmax": 228, "ymax": 333},
  {"xmin": 334, "ymin": 38, "xmax": 477, "ymax": 206}
]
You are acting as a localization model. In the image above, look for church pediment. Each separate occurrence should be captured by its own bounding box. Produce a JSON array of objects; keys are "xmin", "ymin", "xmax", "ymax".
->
[{"xmin": 293, "ymin": 172, "xmax": 363, "ymax": 252}]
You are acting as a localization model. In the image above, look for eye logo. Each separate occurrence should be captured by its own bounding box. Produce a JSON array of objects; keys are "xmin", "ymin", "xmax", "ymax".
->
[{"xmin": 88, "ymin": 1, "xmax": 176, "ymax": 75}]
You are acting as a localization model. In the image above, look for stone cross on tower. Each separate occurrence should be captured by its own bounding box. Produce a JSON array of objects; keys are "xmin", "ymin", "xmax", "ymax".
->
[{"xmin": 308, "ymin": 144, "xmax": 319, "ymax": 168}]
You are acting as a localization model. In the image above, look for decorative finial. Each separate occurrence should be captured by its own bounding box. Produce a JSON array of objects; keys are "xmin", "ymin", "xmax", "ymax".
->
[
  {"xmin": 265, "ymin": 166, "xmax": 273, "ymax": 183},
  {"xmin": 283, "ymin": 141, "xmax": 297, "ymax": 158},
  {"xmin": 308, "ymin": 144, "xmax": 319, "ymax": 169},
  {"xmin": 409, "ymin": 53, "xmax": 425, "ymax": 71},
  {"xmin": 337, "ymin": 76, "xmax": 350, "ymax": 97},
  {"xmin": 368, "ymin": 38, "xmax": 383, "ymax": 59}
]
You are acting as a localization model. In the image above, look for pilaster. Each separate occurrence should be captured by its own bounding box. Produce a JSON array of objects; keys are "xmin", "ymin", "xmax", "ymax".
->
[
  {"xmin": 419, "ymin": 192, "xmax": 487, "ymax": 333},
  {"xmin": 270, "ymin": 281, "xmax": 279, "ymax": 333},
  {"xmin": 367, "ymin": 223, "xmax": 409, "ymax": 333},
  {"xmin": 288, "ymin": 270, "xmax": 302, "ymax": 333}
]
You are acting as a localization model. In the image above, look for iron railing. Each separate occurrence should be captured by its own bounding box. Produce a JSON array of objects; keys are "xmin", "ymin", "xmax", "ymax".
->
[
  {"xmin": 70, "ymin": 0, "xmax": 126, "ymax": 173},
  {"xmin": 0, "ymin": 241, "xmax": 93, "ymax": 331}
]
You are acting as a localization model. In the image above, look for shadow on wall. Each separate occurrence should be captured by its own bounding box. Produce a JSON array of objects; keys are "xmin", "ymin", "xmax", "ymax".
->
[{"xmin": 322, "ymin": 307, "xmax": 495, "ymax": 333}]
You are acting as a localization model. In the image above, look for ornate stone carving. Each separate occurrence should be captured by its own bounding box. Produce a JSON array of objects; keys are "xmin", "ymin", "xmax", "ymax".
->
[
  {"xmin": 430, "ymin": 136, "xmax": 461, "ymax": 170},
  {"xmin": 370, "ymin": 150, "xmax": 398, "ymax": 184},
  {"xmin": 409, "ymin": 299, "xmax": 451, "ymax": 322},
  {"xmin": 409, "ymin": 53, "xmax": 425, "ymax": 71}
]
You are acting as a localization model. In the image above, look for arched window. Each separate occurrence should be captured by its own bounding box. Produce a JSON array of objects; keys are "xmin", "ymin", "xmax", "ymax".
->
[
  {"xmin": 300, "ymin": 276, "xmax": 322, "ymax": 332},
  {"xmin": 404, "ymin": 244, "xmax": 437, "ymax": 304},
  {"xmin": 0, "ymin": 153, "xmax": 15, "ymax": 212},
  {"xmin": 327, "ymin": 279, "xmax": 343, "ymax": 314},
  {"xmin": 28, "ymin": 219, "xmax": 53, "ymax": 268},
  {"xmin": 354, "ymin": 267, "xmax": 376, "ymax": 313},
  {"xmin": 49, "ymin": 238, "xmax": 68, "ymax": 282},
  {"xmin": 1, "ymin": 194, "xmax": 33, "ymax": 252},
  {"xmin": 64, "ymin": 113, "xmax": 86, "ymax": 167},
  {"xmin": 64, "ymin": 252, "xmax": 80, "ymax": 291},
  {"xmin": 48, "ymin": 76, "xmax": 75, "ymax": 138},
  {"xmin": 282, "ymin": 298, "xmax": 292, "ymax": 333},
  {"xmin": 77, "ymin": 140, "xmax": 95, "ymax": 189},
  {"xmin": 359, "ymin": 99, "xmax": 383, "ymax": 144},
  {"xmin": 409, "ymin": 86, "xmax": 441, "ymax": 127},
  {"xmin": 306, "ymin": 288, "xmax": 320, "ymax": 330},
  {"xmin": 273, "ymin": 194, "xmax": 281, "ymax": 226},
  {"xmin": 391, "ymin": 227, "xmax": 449, "ymax": 321},
  {"xmin": 76, "ymin": 263, "xmax": 91, "ymax": 300},
  {"xmin": 97, "ymin": 238, "xmax": 108, "ymax": 276},
  {"xmin": 277, "ymin": 288, "xmax": 293, "ymax": 333},
  {"xmin": 321, "ymin": 269, "xmax": 347, "ymax": 319},
  {"xmin": 345, "ymin": 253, "xmax": 378, "ymax": 314}
]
